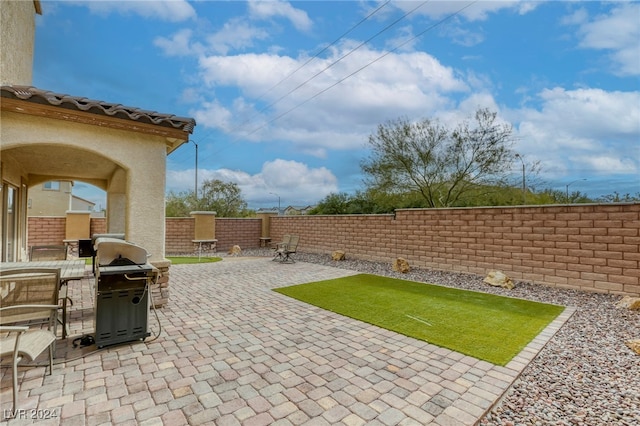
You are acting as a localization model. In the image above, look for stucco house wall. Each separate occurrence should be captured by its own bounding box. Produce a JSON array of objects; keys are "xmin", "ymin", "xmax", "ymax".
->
[
  {"xmin": 2, "ymin": 110, "xmax": 171, "ymax": 261},
  {"xmin": 1, "ymin": 0, "xmax": 194, "ymax": 268},
  {"xmin": 0, "ymin": 0, "xmax": 37, "ymax": 85},
  {"xmin": 28, "ymin": 180, "xmax": 73, "ymax": 216}
]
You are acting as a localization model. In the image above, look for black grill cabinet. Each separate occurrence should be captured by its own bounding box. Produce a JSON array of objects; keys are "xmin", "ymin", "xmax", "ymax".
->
[
  {"xmin": 94, "ymin": 264, "xmax": 154, "ymax": 348},
  {"xmin": 93, "ymin": 236, "xmax": 155, "ymax": 348}
]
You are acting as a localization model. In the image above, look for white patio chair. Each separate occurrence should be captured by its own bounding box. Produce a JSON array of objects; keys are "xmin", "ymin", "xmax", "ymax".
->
[
  {"xmin": 0, "ymin": 268, "xmax": 60, "ymax": 410},
  {"xmin": 0, "ymin": 325, "xmax": 56, "ymax": 411}
]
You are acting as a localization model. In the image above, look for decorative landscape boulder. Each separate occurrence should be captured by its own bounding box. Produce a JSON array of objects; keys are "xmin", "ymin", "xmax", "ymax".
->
[
  {"xmin": 483, "ymin": 270, "xmax": 515, "ymax": 290},
  {"xmin": 615, "ymin": 296, "xmax": 640, "ymax": 310},
  {"xmin": 392, "ymin": 258, "xmax": 410, "ymax": 273},
  {"xmin": 332, "ymin": 250, "xmax": 346, "ymax": 261},
  {"xmin": 626, "ymin": 339, "xmax": 640, "ymax": 355}
]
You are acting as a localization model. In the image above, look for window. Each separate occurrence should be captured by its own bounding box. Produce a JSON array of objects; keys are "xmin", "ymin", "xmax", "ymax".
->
[{"xmin": 43, "ymin": 181, "xmax": 60, "ymax": 191}]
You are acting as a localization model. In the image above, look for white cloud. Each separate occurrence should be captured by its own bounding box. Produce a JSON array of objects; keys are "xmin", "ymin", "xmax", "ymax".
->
[
  {"xmin": 205, "ymin": 18, "xmax": 271, "ymax": 55},
  {"xmin": 578, "ymin": 155, "xmax": 637, "ymax": 176},
  {"xmin": 194, "ymin": 43, "xmax": 467, "ymax": 154},
  {"xmin": 384, "ymin": 25, "xmax": 420, "ymax": 52},
  {"xmin": 154, "ymin": 29, "xmax": 205, "ymax": 57},
  {"xmin": 166, "ymin": 159, "xmax": 338, "ymax": 207},
  {"xmin": 80, "ymin": 0, "xmax": 196, "ymax": 22},
  {"xmin": 248, "ymin": 0, "xmax": 313, "ymax": 32},
  {"xmin": 160, "ymin": 2, "xmax": 637, "ymax": 199},
  {"xmin": 438, "ymin": 22, "xmax": 485, "ymax": 47},
  {"xmin": 392, "ymin": 0, "xmax": 540, "ymax": 22},
  {"xmin": 570, "ymin": 3, "xmax": 640, "ymax": 76},
  {"xmin": 191, "ymin": 100, "xmax": 235, "ymax": 132},
  {"xmin": 536, "ymin": 87, "xmax": 640, "ymax": 138},
  {"xmin": 513, "ymin": 87, "xmax": 640, "ymax": 177}
]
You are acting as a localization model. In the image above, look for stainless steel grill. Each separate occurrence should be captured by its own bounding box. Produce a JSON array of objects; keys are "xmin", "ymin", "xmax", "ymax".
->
[{"xmin": 94, "ymin": 238, "xmax": 156, "ymax": 348}]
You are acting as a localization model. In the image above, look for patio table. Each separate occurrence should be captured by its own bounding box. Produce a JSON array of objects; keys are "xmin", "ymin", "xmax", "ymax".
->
[
  {"xmin": 2, "ymin": 259, "xmax": 87, "ymax": 282},
  {"xmin": 1, "ymin": 259, "xmax": 87, "ymax": 338}
]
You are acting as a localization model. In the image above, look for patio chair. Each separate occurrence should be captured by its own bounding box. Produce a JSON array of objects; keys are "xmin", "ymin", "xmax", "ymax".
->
[
  {"xmin": 30, "ymin": 245, "xmax": 68, "ymax": 261},
  {"xmin": 0, "ymin": 268, "xmax": 60, "ymax": 410},
  {"xmin": 0, "ymin": 326, "xmax": 56, "ymax": 411},
  {"xmin": 29, "ymin": 245, "xmax": 72, "ymax": 336},
  {"xmin": 278, "ymin": 234, "xmax": 299, "ymax": 263},
  {"xmin": 272, "ymin": 234, "xmax": 292, "ymax": 261},
  {"xmin": 1, "ymin": 268, "xmax": 61, "ymax": 344}
]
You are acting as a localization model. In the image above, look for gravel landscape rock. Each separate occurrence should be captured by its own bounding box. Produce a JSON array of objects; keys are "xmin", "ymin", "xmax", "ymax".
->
[{"xmin": 235, "ymin": 249, "xmax": 640, "ymax": 425}]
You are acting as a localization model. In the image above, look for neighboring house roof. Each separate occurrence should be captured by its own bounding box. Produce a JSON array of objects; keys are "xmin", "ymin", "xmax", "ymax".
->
[
  {"xmin": 1, "ymin": 85, "xmax": 195, "ymax": 146},
  {"xmin": 72, "ymin": 194, "xmax": 96, "ymax": 207},
  {"xmin": 284, "ymin": 205, "xmax": 315, "ymax": 214}
]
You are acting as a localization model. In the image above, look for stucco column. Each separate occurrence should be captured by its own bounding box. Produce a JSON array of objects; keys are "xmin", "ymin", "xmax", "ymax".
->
[
  {"xmin": 65, "ymin": 210, "xmax": 91, "ymax": 239},
  {"xmin": 106, "ymin": 168, "xmax": 126, "ymax": 234},
  {"xmin": 190, "ymin": 211, "xmax": 217, "ymax": 254},
  {"xmin": 191, "ymin": 211, "xmax": 216, "ymax": 240},
  {"xmin": 124, "ymin": 147, "xmax": 166, "ymax": 262},
  {"xmin": 256, "ymin": 211, "xmax": 277, "ymax": 247}
]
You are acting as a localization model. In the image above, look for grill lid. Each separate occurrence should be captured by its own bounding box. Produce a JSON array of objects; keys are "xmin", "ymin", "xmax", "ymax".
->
[{"xmin": 95, "ymin": 237, "xmax": 149, "ymax": 266}]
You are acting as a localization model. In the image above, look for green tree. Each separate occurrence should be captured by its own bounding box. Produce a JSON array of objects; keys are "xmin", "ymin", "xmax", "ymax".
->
[
  {"xmin": 361, "ymin": 108, "xmax": 514, "ymax": 208},
  {"xmin": 165, "ymin": 190, "xmax": 196, "ymax": 217},
  {"xmin": 197, "ymin": 179, "xmax": 250, "ymax": 217},
  {"xmin": 596, "ymin": 191, "xmax": 640, "ymax": 203},
  {"xmin": 165, "ymin": 179, "xmax": 251, "ymax": 217},
  {"xmin": 308, "ymin": 192, "xmax": 352, "ymax": 214}
]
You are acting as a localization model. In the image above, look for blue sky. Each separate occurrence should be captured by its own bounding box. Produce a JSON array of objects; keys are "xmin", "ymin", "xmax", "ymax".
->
[{"xmin": 33, "ymin": 1, "xmax": 640, "ymax": 210}]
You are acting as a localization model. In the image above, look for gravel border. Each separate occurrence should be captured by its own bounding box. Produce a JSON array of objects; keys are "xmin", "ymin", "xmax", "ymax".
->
[{"xmin": 225, "ymin": 249, "xmax": 640, "ymax": 425}]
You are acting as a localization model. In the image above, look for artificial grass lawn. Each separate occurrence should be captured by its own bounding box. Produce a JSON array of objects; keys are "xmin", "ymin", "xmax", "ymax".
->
[
  {"xmin": 274, "ymin": 274, "xmax": 565, "ymax": 366},
  {"xmin": 167, "ymin": 256, "xmax": 222, "ymax": 264}
]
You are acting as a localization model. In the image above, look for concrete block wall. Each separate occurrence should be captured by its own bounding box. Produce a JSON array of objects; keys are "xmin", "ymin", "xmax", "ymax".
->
[
  {"xmin": 27, "ymin": 217, "xmax": 106, "ymax": 249},
  {"xmin": 27, "ymin": 216, "xmax": 66, "ymax": 247},
  {"xmin": 215, "ymin": 218, "xmax": 262, "ymax": 252},
  {"xmin": 90, "ymin": 217, "xmax": 107, "ymax": 236},
  {"xmin": 26, "ymin": 203, "xmax": 640, "ymax": 296},
  {"xmin": 271, "ymin": 204, "xmax": 640, "ymax": 296},
  {"xmin": 165, "ymin": 217, "xmax": 195, "ymax": 254},
  {"xmin": 270, "ymin": 214, "xmax": 396, "ymax": 262}
]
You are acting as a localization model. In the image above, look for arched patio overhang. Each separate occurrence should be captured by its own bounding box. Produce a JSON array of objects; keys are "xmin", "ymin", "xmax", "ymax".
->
[
  {"xmin": 2, "ymin": 143, "xmax": 118, "ymax": 190},
  {"xmin": 1, "ymin": 85, "xmax": 196, "ymax": 262}
]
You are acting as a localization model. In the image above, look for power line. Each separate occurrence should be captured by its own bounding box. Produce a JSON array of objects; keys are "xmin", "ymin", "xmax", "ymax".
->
[
  {"xmin": 179, "ymin": 1, "xmax": 478, "ymax": 175},
  {"xmin": 240, "ymin": 1, "xmax": 477, "ymax": 141},
  {"xmin": 236, "ymin": 1, "xmax": 430, "ymax": 135},
  {"xmin": 195, "ymin": 1, "xmax": 433, "ymax": 167},
  {"xmin": 250, "ymin": 0, "xmax": 393, "ymax": 110},
  {"xmin": 180, "ymin": 1, "xmax": 394, "ymax": 166}
]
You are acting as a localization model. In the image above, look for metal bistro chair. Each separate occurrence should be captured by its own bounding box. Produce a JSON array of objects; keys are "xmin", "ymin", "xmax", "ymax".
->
[
  {"xmin": 272, "ymin": 234, "xmax": 292, "ymax": 262},
  {"xmin": 30, "ymin": 245, "xmax": 68, "ymax": 261},
  {"xmin": 0, "ymin": 268, "xmax": 60, "ymax": 411},
  {"xmin": 278, "ymin": 234, "xmax": 299, "ymax": 263},
  {"xmin": 29, "ymin": 245, "xmax": 72, "ymax": 337}
]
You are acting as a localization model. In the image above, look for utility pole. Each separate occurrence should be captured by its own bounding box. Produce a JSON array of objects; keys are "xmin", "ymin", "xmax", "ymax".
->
[
  {"xmin": 515, "ymin": 153, "xmax": 526, "ymax": 204},
  {"xmin": 270, "ymin": 192, "xmax": 281, "ymax": 215},
  {"xmin": 190, "ymin": 140, "xmax": 198, "ymax": 200},
  {"xmin": 565, "ymin": 179, "xmax": 587, "ymax": 203}
]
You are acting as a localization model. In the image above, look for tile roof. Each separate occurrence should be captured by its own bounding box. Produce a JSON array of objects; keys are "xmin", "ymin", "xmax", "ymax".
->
[{"xmin": 1, "ymin": 85, "xmax": 196, "ymax": 133}]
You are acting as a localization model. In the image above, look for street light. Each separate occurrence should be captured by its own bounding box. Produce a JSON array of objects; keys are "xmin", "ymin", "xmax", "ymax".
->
[
  {"xmin": 269, "ymin": 192, "xmax": 281, "ymax": 215},
  {"xmin": 515, "ymin": 153, "xmax": 526, "ymax": 204},
  {"xmin": 189, "ymin": 140, "xmax": 198, "ymax": 200},
  {"xmin": 565, "ymin": 178, "xmax": 587, "ymax": 203}
]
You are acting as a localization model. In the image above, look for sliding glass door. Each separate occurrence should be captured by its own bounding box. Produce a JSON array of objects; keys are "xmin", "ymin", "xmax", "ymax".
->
[{"xmin": 2, "ymin": 182, "xmax": 17, "ymax": 262}]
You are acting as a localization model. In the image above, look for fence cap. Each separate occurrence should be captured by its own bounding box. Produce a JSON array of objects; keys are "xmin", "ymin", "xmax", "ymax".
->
[{"xmin": 190, "ymin": 211, "xmax": 217, "ymax": 216}]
